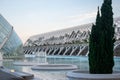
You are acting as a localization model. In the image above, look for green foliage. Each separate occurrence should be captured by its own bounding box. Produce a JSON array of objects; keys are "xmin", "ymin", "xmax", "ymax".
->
[{"xmin": 89, "ymin": 0, "xmax": 115, "ymax": 74}]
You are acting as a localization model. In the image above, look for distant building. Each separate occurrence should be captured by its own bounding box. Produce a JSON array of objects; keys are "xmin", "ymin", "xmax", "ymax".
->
[
  {"xmin": 24, "ymin": 17, "xmax": 120, "ymax": 56},
  {"xmin": 0, "ymin": 14, "xmax": 23, "ymax": 58},
  {"xmin": 24, "ymin": 17, "xmax": 120, "ymax": 47},
  {"xmin": 24, "ymin": 23, "xmax": 91, "ymax": 47}
]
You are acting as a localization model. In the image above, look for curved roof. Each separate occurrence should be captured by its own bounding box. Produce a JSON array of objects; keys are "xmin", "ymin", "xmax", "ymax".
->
[{"xmin": 0, "ymin": 14, "xmax": 22, "ymax": 54}]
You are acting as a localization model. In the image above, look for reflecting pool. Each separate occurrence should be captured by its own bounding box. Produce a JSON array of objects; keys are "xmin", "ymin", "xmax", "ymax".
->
[{"xmin": 2, "ymin": 56, "xmax": 120, "ymax": 80}]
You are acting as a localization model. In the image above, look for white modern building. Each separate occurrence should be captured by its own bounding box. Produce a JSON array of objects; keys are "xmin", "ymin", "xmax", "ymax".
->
[
  {"xmin": 0, "ymin": 14, "xmax": 23, "ymax": 58},
  {"xmin": 24, "ymin": 17, "xmax": 120, "ymax": 56}
]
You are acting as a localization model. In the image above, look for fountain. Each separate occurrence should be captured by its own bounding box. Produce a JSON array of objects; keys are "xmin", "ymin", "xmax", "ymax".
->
[{"xmin": 13, "ymin": 51, "xmax": 48, "ymax": 66}]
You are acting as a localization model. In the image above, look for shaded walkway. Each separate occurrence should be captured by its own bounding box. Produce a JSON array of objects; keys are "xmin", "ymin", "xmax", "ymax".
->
[
  {"xmin": 0, "ymin": 69, "xmax": 24, "ymax": 80},
  {"xmin": 0, "ymin": 67, "xmax": 34, "ymax": 80}
]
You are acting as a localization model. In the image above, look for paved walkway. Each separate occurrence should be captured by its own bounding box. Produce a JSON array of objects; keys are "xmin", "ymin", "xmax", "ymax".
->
[
  {"xmin": 0, "ymin": 66, "xmax": 34, "ymax": 80},
  {"xmin": 0, "ymin": 69, "xmax": 24, "ymax": 80}
]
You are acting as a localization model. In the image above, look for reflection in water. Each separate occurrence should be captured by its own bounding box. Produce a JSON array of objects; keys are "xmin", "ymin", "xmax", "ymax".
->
[
  {"xmin": 2, "ymin": 56, "xmax": 120, "ymax": 80},
  {"xmin": 0, "ymin": 61, "xmax": 2, "ymax": 66}
]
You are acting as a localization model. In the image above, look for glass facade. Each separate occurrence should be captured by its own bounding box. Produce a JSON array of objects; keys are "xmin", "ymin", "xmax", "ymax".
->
[{"xmin": 0, "ymin": 14, "xmax": 23, "ymax": 58}]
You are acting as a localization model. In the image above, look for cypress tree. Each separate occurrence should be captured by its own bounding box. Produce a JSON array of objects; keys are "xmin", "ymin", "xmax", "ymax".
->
[
  {"xmin": 89, "ymin": 7, "xmax": 101, "ymax": 73},
  {"xmin": 89, "ymin": 0, "xmax": 115, "ymax": 74},
  {"xmin": 89, "ymin": 24, "xmax": 96, "ymax": 73},
  {"xmin": 100, "ymin": 0, "xmax": 114, "ymax": 73}
]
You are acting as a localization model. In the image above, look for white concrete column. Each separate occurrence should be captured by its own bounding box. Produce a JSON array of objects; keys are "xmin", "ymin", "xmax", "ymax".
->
[{"xmin": 0, "ymin": 52, "xmax": 3, "ymax": 66}]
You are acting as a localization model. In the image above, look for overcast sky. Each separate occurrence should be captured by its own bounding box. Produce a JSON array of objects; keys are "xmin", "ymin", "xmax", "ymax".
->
[{"xmin": 0, "ymin": 0, "xmax": 120, "ymax": 43}]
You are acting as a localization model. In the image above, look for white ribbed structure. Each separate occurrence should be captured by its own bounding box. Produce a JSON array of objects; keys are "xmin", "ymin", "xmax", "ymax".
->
[{"xmin": 24, "ymin": 17, "xmax": 120, "ymax": 56}]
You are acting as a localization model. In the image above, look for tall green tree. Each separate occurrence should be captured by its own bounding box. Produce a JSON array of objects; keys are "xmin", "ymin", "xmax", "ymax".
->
[{"xmin": 89, "ymin": 0, "xmax": 115, "ymax": 74}]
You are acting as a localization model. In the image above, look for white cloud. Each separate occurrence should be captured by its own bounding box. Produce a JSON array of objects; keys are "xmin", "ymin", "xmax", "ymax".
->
[{"xmin": 67, "ymin": 11, "xmax": 97, "ymax": 24}]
